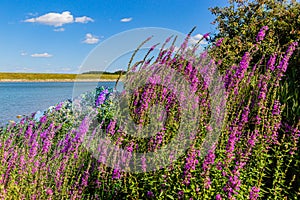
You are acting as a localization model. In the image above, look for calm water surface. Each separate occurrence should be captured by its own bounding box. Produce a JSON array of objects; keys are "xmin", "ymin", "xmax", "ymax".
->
[{"xmin": 0, "ymin": 82, "xmax": 116, "ymax": 126}]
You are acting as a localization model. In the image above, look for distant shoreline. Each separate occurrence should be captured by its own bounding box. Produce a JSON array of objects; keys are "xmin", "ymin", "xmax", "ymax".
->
[
  {"xmin": 0, "ymin": 79, "xmax": 117, "ymax": 82},
  {"xmin": 0, "ymin": 72, "xmax": 122, "ymax": 82}
]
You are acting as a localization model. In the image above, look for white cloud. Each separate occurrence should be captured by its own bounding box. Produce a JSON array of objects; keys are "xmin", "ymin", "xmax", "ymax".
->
[
  {"xmin": 20, "ymin": 51, "xmax": 27, "ymax": 56},
  {"xmin": 24, "ymin": 11, "xmax": 73, "ymax": 27},
  {"xmin": 22, "ymin": 67, "xmax": 33, "ymax": 71},
  {"xmin": 61, "ymin": 67, "xmax": 72, "ymax": 71},
  {"xmin": 189, "ymin": 34, "xmax": 208, "ymax": 45},
  {"xmin": 27, "ymin": 12, "xmax": 38, "ymax": 17},
  {"xmin": 83, "ymin": 33, "xmax": 99, "ymax": 44},
  {"xmin": 31, "ymin": 53, "xmax": 53, "ymax": 58},
  {"xmin": 53, "ymin": 27, "xmax": 65, "ymax": 32},
  {"xmin": 75, "ymin": 16, "xmax": 94, "ymax": 23},
  {"xmin": 15, "ymin": 66, "xmax": 33, "ymax": 71},
  {"xmin": 24, "ymin": 11, "xmax": 93, "ymax": 27},
  {"xmin": 120, "ymin": 17, "xmax": 132, "ymax": 22}
]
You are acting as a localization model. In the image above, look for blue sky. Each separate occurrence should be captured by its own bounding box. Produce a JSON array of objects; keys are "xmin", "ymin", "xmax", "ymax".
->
[{"xmin": 0, "ymin": 0, "xmax": 228, "ymax": 73}]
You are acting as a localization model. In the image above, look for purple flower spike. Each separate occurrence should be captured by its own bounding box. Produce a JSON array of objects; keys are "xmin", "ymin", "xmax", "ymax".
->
[
  {"xmin": 216, "ymin": 38, "xmax": 224, "ymax": 47},
  {"xmin": 39, "ymin": 115, "xmax": 47, "ymax": 124},
  {"xmin": 96, "ymin": 89, "xmax": 109, "ymax": 106},
  {"xmin": 256, "ymin": 26, "xmax": 268, "ymax": 42},
  {"xmin": 112, "ymin": 168, "xmax": 121, "ymax": 180},
  {"xmin": 147, "ymin": 191, "xmax": 154, "ymax": 198},
  {"xmin": 203, "ymin": 32, "xmax": 210, "ymax": 39},
  {"xmin": 46, "ymin": 188, "xmax": 53, "ymax": 196},
  {"xmin": 249, "ymin": 186, "xmax": 260, "ymax": 200},
  {"xmin": 141, "ymin": 155, "xmax": 147, "ymax": 172},
  {"xmin": 55, "ymin": 102, "xmax": 63, "ymax": 111},
  {"xmin": 216, "ymin": 194, "xmax": 222, "ymax": 200},
  {"xmin": 178, "ymin": 190, "xmax": 184, "ymax": 196}
]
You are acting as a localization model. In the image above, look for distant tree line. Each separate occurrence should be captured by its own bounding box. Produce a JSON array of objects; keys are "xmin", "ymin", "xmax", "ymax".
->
[{"xmin": 82, "ymin": 70, "xmax": 126, "ymax": 75}]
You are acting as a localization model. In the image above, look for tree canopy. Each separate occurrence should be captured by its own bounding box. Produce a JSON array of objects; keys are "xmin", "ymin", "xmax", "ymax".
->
[{"xmin": 209, "ymin": 0, "xmax": 300, "ymax": 124}]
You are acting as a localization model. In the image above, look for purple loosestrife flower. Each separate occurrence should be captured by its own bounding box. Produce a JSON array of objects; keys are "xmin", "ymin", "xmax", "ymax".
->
[
  {"xmin": 224, "ymin": 65, "xmax": 237, "ymax": 90},
  {"xmin": 216, "ymin": 38, "xmax": 224, "ymax": 47},
  {"xmin": 254, "ymin": 115, "xmax": 261, "ymax": 125},
  {"xmin": 248, "ymin": 130, "xmax": 259, "ymax": 147},
  {"xmin": 80, "ymin": 117, "xmax": 90, "ymax": 133},
  {"xmin": 184, "ymin": 61, "xmax": 193, "ymax": 77},
  {"xmin": 4, "ymin": 137, "xmax": 12, "ymax": 151},
  {"xmin": 180, "ymin": 33, "xmax": 192, "ymax": 51},
  {"xmin": 216, "ymin": 161, "xmax": 223, "ymax": 170},
  {"xmin": 98, "ymin": 140, "xmax": 109, "ymax": 164},
  {"xmin": 288, "ymin": 126, "xmax": 300, "ymax": 155},
  {"xmin": 39, "ymin": 115, "xmax": 47, "ymax": 124},
  {"xmin": 272, "ymin": 100, "xmax": 281, "ymax": 115},
  {"xmin": 155, "ymin": 131, "xmax": 165, "ymax": 148},
  {"xmin": 202, "ymin": 148, "xmax": 216, "ymax": 172},
  {"xmin": 112, "ymin": 168, "xmax": 121, "ymax": 180},
  {"xmin": 216, "ymin": 194, "xmax": 222, "ymax": 200},
  {"xmin": 190, "ymin": 68, "xmax": 200, "ymax": 93},
  {"xmin": 81, "ymin": 170, "xmax": 90, "ymax": 187},
  {"xmin": 55, "ymin": 156, "xmax": 68, "ymax": 191},
  {"xmin": 228, "ymin": 52, "xmax": 250, "ymax": 93},
  {"xmin": 204, "ymin": 176, "xmax": 212, "ymax": 189},
  {"xmin": 184, "ymin": 148, "xmax": 199, "ymax": 174},
  {"xmin": 246, "ymin": 56, "xmax": 264, "ymax": 84},
  {"xmin": 148, "ymin": 74, "xmax": 161, "ymax": 85},
  {"xmin": 225, "ymin": 128, "xmax": 238, "ymax": 162},
  {"xmin": 55, "ymin": 102, "xmax": 63, "ymax": 111},
  {"xmin": 72, "ymin": 117, "xmax": 90, "ymax": 159},
  {"xmin": 147, "ymin": 191, "xmax": 154, "ymax": 198},
  {"xmin": 40, "ymin": 130, "xmax": 48, "ymax": 140},
  {"xmin": 141, "ymin": 155, "xmax": 147, "ymax": 172},
  {"xmin": 41, "ymin": 125, "xmax": 55, "ymax": 154},
  {"xmin": 32, "ymin": 160, "xmax": 40, "ymax": 174},
  {"xmin": 96, "ymin": 89, "xmax": 109, "ymax": 106},
  {"xmin": 107, "ymin": 120, "xmax": 117, "ymax": 136},
  {"xmin": 238, "ymin": 106, "xmax": 250, "ymax": 129},
  {"xmin": 267, "ymin": 54, "xmax": 277, "ymax": 71},
  {"xmin": 233, "ymin": 161, "xmax": 246, "ymax": 172},
  {"xmin": 183, "ymin": 173, "xmax": 192, "ymax": 186},
  {"xmin": 19, "ymin": 155, "xmax": 26, "ymax": 172},
  {"xmin": 25, "ymin": 121, "xmax": 34, "ymax": 139},
  {"xmin": 126, "ymin": 142, "xmax": 134, "ymax": 152},
  {"xmin": 183, "ymin": 148, "xmax": 199, "ymax": 185},
  {"xmin": 277, "ymin": 42, "xmax": 298, "ymax": 79},
  {"xmin": 46, "ymin": 188, "xmax": 53, "ymax": 196},
  {"xmin": 29, "ymin": 140, "xmax": 39, "ymax": 159},
  {"xmin": 203, "ymin": 32, "xmax": 210, "ymax": 39},
  {"xmin": 237, "ymin": 52, "xmax": 250, "ymax": 78},
  {"xmin": 178, "ymin": 190, "xmax": 184, "ymax": 199},
  {"xmin": 61, "ymin": 133, "xmax": 72, "ymax": 154},
  {"xmin": 256, "ymin": 26, "xmax": 268, "ymax": 42},
  {"xmin": 165, "ymin": 36, "xmax": 173, "ymax": 44},
  {"xmin": 3, "ymin": 150, "xmax": 18, "ymax": 185},
  {"xmin": 258, "ymin": 78, "xmax": 268, "ymax": 100},
  {"xmin": 42, "ymin": 136, "xmax": 52, "ymax": 154},
  {"xmin": 249, "ymin": 186, "xmax": 260, "ymax": 200},
  {"xmin": 201, "ymin": 145, "xmax": 216, "ymax": 189},
  {"xmin": 149, "ymin": 43, "xmax": 159, "ymax": 52},
  {"xmin": 224, "ymin": 175, "xmax": 241, "ymax": 199}
]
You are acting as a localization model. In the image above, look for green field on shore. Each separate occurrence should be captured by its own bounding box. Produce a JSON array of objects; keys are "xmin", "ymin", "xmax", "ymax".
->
[{"xmin": 0, "ymin": 72, "xmax": 121, "ymax": 80}]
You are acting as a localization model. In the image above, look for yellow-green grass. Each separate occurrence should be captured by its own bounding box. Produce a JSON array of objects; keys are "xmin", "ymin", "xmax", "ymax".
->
[{"xmin": 0, "ymin": 73, "xmax": 121, "ymax": 81}]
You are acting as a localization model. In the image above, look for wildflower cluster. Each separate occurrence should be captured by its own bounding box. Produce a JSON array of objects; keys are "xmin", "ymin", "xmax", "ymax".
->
[{"xmin": 0, "ymin": 26, "xmax": 299, "ymax": 199}]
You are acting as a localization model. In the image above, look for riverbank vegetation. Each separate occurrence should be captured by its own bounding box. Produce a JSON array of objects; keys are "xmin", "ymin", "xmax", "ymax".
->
[
  {"xmin": 0, "ymin": 72, "xmax": 121, "ymax": 81},
  {"xmin": 0, "ymin": 0, "xmax": 299, "ymax": 199}
]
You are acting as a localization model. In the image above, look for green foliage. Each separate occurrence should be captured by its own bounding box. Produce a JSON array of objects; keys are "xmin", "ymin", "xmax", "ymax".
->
[{"xmin": 209, "ymin": 0, "xmax": 300, "ymax": 124}]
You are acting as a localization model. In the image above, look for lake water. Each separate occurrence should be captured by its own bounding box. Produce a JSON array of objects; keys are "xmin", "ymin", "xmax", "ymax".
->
[{"xmin": 0, "ymin": 82, "xmax": 116, "ymax": 126}]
